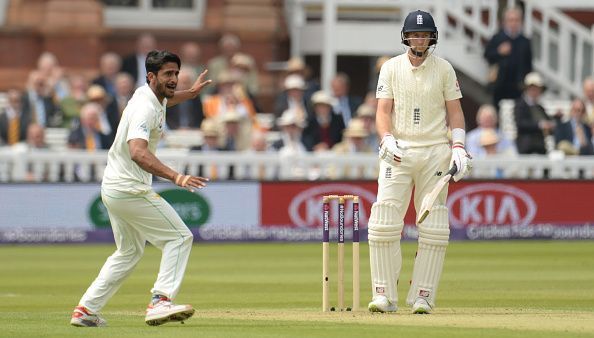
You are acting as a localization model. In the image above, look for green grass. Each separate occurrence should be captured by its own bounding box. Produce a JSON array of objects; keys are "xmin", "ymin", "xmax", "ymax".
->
[{"xmin": 1, "ymin": 241, "xmax": 593, "ymax": 337}]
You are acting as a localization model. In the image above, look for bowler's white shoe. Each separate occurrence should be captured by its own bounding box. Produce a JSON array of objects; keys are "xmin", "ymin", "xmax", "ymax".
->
[
  {"xmin": 70, "ymin": 305, "xmax": 107, "ymax": 327},
  {"xmin": 412, "ymin": 297, "xmax": 432, "ymax": 314},
  {"xmin": 145, "ymin": 297, "xmax": 195, "ymax": 326},
  {"xmin": 368, "ymin": 295, "xmax": 397, "ymax": 313}
]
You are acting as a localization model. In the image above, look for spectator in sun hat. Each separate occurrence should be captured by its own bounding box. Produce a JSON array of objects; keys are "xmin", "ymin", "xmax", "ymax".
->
[
  {"xmin": 514, "ymin": 72, "xmax": 554, "ymax": 154},
  {"xmin": 302, "ymin": 90, "xmax": 345, "ymax": 151},
  {"xmin": 274, "ymin": 74, "xmax": 310, "ymax": 126}
]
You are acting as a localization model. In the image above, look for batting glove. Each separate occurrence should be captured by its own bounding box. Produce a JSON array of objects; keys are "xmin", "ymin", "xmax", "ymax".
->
[
  {"xmin": 378, "ymin": 133, "xmax": 404, "ymax": 166},
  {"xmin": 449, "ymin": 143, "xmax": 472, "ymax": 182}
]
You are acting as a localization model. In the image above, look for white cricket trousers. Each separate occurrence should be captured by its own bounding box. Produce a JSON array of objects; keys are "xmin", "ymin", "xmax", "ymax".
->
[{"xmin": 79, "ymin": 188, "xmax": 194, "ymax": 313}]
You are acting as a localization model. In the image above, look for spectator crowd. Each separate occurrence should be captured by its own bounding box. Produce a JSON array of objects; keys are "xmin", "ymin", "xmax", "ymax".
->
[{"xmin": 2, "ymin": 7, "xmax": 594, "ymax": 182}]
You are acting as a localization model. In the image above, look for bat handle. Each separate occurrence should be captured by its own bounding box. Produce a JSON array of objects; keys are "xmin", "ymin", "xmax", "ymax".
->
[{"xmin": 448, "ymin": 163, "xmax": 458, "ymax": 176}]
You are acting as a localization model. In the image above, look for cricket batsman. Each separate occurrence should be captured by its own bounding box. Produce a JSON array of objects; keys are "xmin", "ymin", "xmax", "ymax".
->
[{"xmin": 367, "ymin": 10, "xmax": 472, "ymax": 314}]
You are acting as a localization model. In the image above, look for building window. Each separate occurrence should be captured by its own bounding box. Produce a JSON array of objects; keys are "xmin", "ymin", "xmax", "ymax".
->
[{"xmin": 102, "ymin": 0, "xmax": 205, "ymax": 28}]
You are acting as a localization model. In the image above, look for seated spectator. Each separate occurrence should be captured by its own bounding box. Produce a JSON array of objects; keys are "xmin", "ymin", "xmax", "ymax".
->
[
  {"xmin": 22, "ymin": 70, "xmax": 63, "ymax": 128},
  {"xmin": 122, "ymin": 33, "xmax": 156, "ymax": 88},
  {"xmin": 284, "ymin": 56, "xmax": 320, "ymax": 102},
  {"xmin": 114, "ymin": 72, "xmax": 135, "ymax": 115},
  {"xmin": 230, "ymin": 53, "xmax": 260, "ymax": 101},
  {"xmin": 302, "ymin": 90, "xmax": 344, "ymax": 151},
  {"xmin": 25, "ymin": 123, "xmax": 50, "ymax": 181},
  {"xmin": 272, "ymin": 109, "xmax": 307, "ymax": 155},
  {"xmin": 332, "ymin": 118, "xmax": 374, "ymax": 154},
  {"xmin": 26, "ymin": 123, "xmax": 48, "ymax": 149},
  {"xmin": 514, "ymin": 72, "xmax": 554, "ymax": 154},
  {"xmin": 583, "ymin": 77, "xmax": 594, "ymax": 125},
  {"xmin": 0, "ymin": 89, "xmax": 31, "ymax": 145},
  {"xmin": 67, "ymin": 102, "xmax": 112, "ymax": 151},
  {"xmin": 192, "ymin": 118, "xmax": 223, "ymax": 179},
  {"xmin": 86, "ymin": 84, "xmax": 119, "ymax": 145},
  {"xmin": 59, "ymin": 74, "xmax": 90, "ymax": 128},
  {"xmin": 166, "ymin": 67, "xmax": 203, "ymax": 130},
  {"xmin": 331, "ymin": 72, "xmax": 362, "ymax": 126},
  {"xmin": 477, "ymin": 128, "xmax": 517, "ymax": 178},
  {"xmin": 93, "ymin": 52, "xmax": 122, "ymax": 98},
  {"xmin": 180, "ymin": 42, "xmax": 205, "ymax": 77},
  {"xmin": 36, "ymin": 51, "xmax": 70, "ymax": 100},
  {"xmin": 554, "ymin": 98, "xmax": 594, "ymax": 155},
  {"xmin": 368, "ymin": 55, "xmax": 391, "ymax": 92},
  {"xmin": 206, "ymin": 33, "xmax": 259, "ymax": 96},
  {"xmin": 203, "ymin": 71, "xmax": 257, "ymax": 122},
  {"xmin": 273, "ymin": 109, "xmax": 308, "ymax": 178},
  {"xmin": 274, "ymin": 74, "xmax": 309, "ymax": 124},
  {"xmin": 220, "ymin": 110, "xmax": 251, "ymax": 151},
  {"xmin": 466, "ymin": 104, "xmax": 516, "ymax": 157},
  {"xmin": 355, "ymin": 104, "xmax": 379, "ymax": 151},
  {"xmin": 193, "ymin": 118, "xmax": 222, "ymax": 152}
]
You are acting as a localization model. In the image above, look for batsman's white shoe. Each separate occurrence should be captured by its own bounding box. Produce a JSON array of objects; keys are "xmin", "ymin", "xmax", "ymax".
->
[
  {"xmin": 368, "ymin": 295, "xmax": 397, "ymax": 313},
  {"xmin": 412, "ymin": 297, "xmax": 432, "ymax": 314},
  {"xmin": 70, "ymin": 305, "xmax": 107, "ymax": 327},
  {"xmin": 145, "ymin": 297, "xmax": 195, "ymax": 326}
]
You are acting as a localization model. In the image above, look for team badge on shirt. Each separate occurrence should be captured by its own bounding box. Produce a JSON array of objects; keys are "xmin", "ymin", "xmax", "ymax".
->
[{"xmin": 138, "ymin": 121, "xmax": 148, "ymax": 134}]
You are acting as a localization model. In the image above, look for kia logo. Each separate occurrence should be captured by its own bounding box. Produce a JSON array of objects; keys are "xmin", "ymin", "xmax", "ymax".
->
[
  {"xmin": 289, "ymin": 184, "xmax": 376, "ymax": 228},
  {"xmin": 447, "ymin": 183, "xmax": 536, "ymax": 228}
]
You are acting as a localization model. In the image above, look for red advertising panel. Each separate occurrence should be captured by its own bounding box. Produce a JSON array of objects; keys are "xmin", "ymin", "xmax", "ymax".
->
[
  {"xmin": 261, "ymin": 181, "xmax": 377, "ymax": 228},
  {"xmin": 261, "ymin": 180, "xmax": 594, "ymax": 240}
]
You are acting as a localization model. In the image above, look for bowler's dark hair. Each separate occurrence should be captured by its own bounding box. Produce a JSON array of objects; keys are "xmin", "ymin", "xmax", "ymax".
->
[{"xmin": 145, "ymin": 50, "xmax": 181, "ymax": 84}]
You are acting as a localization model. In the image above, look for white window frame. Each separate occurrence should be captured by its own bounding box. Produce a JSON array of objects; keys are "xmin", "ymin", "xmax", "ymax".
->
[
  {"xmin": 104, "ymin": 0, "xmax": 206, "ymax": 29},
  {"xmin": 0, "ymin": 0, "xmax": 8, "ymax": 27}
]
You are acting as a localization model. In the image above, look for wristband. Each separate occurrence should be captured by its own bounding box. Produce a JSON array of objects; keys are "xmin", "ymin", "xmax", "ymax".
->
[{"xmin": 451, "ymin": 128, "xmax": 466, "ymax": 145}]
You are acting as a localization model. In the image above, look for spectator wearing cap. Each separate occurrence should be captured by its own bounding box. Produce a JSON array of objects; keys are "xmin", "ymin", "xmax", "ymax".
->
[
  {"xmin": 284, "ymin": 56, "xmax": 320, "ymax": 101},
  {"xmin": 203, "ymin": 71, "xmax": 257, "ymax": 122},
  {"xmin": 466, "ymin": 104, "xmax": 516, "ymax": 158},
  {"xmin": 302, "ymin": 90, "xmax": 345, "ymax": 151},
  {"xmin": 272, "ymin": 109, "xmax": 307, "ymax": 155},
  {"xmin": 220, "ymin": 109, "xmax": 251, "ymax": 151},
  {"xmin": 166, "ymin": 67, "xmax": 204, "ymax": 130},
  {"xmin": 230, "ymin": 52, "xmax": 259, "ymax": 98},
  {"xmin": 206, "ymin": 33, "xmax": 259, "ymax": 96},
  {"xmin": 86, "ymin": 84, "xmax": 119, "ymax": 144},
  {"xmin": 355, "ymin": 104, "xmax": 379, "ymax": 151},
  {"xmin": 273, "ymin": 109, "xmax": 309, "ymax": 178},
  {"xmin": 331, "ymin": 72, "xmax": 362, "ymax": 126},
  {"xmin": 477, "ymin": 128, "xmax": 515, "ymax": 178},
  {"xmin": 274, "ymin": 74, "xmax": 310, "ymax": 125},
  {"xmin": 332, "ymin": 118, "xmax": 373, "ymax": 154},
  {"xmin": 554, "ymin": 98, "xmax": 594, "ymax": 155},
  {"xmin": 514, "ymin": 72, "xmax": 554, "ymax": 154},
  {"xmin": 191, "ymin": 118, "xmax": 223, "ymax": 179},
  {"xmin": 192, "ymin": 118, "xmax": 222, "ymax": 151}
]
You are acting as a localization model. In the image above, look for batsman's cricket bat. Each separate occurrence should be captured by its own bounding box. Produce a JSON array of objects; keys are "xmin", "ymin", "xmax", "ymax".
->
[{"xmin": 417, "ymin": 164, "xmax": 457, "ymax": 224}]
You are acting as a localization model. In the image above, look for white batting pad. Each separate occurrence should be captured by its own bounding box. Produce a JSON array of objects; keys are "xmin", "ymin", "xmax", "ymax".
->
[
  {"xmin": 368, "ymin": 202, "xmax": 403, "ymax": 304},
  {"xmin": 407, "ymin": 206, "xmax": 449, "ymax": 307}
]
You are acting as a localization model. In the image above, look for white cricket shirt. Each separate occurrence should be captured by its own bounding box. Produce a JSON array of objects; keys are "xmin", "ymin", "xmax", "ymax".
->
[
  {"xmin": 376, "ymin": 53, "xmax": 462, "ymax": 147},
  {"xmin": 102, "ymin": 84, "xmax": 166, "ymax": 193}
]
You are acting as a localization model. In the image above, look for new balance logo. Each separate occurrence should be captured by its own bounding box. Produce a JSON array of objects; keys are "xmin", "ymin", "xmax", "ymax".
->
[
  {"xmin": 435, "ymin": 171, "xmax": 442, "ymax": 176},
  {"xmin": 417, "ymin": 15, "xmax": 423, "ymax": 25}
]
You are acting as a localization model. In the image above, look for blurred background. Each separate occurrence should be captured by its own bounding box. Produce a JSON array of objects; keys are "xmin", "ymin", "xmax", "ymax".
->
[{"xmin": 0, "ymin": 0, "xmax": 593, "ymax": 243}]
